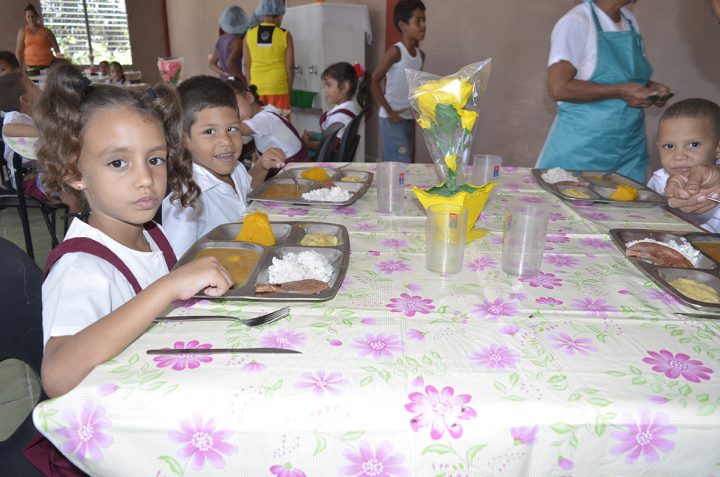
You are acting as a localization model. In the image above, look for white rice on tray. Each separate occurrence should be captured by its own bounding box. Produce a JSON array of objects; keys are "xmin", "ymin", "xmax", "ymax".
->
[
  {"xmin": 541, "ymin": 167, "xmax": 580, "ymax": 184},
  {"xmin": 267, "ymin": 250, "xmax": 334, "ymax": 284},
  {"xmin": 302, "ymin": 186, "xmax": 351, "ymax": 202},
  {"xmin": 625, "ymin": 237, "xmax": 700, "ymax": 266}
]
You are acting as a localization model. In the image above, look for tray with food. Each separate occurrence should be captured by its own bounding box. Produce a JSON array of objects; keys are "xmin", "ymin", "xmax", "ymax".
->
[
  {"xmin": 532, "ymin": 168, "xmax": 664, "ymax": 207},
  {"xmin": 610, "ymin": 228, "xmax": 720, "ymax": 311},
  {"xmin": 176, "ymin": 212, "xmax": 350, "ymax": 301},
  {"xmin": 248, "ymin": 165, "xmax": 373, "ymax": 207}
]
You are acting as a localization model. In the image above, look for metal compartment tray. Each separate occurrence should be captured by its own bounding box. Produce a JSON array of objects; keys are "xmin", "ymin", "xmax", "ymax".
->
[{"xmin": 176, "ymin": 221, "xmax": 350, "ymax": 301}]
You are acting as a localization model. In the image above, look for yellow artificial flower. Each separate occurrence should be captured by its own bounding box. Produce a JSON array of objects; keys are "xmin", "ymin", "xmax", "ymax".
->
[
  {"xmin": 444, "ymin": 153, "xmax": 457, "ymax": 172},
  {"xmin": 417, "ymin": 115, "xmax": 433, "ymax": 130},
  {"xmin": 458, "ymin": 109, "xmax": 478, "ymax": 131},
  {"xmin": 415, "ymin": 78, "xmax": 474, "ymax": 120}
]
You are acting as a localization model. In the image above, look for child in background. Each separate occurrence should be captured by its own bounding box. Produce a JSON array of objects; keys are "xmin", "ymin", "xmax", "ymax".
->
[
  {"xmin": 35, "ymin": 63, "xmax": 233, "ymax": 397},
  {"xmin": 243, "ymin": 0, "xmax": 294, "ymax": 110},
  {"xmin": 0, "ymin": 50, "xmax": 21, "ymax": 77},
  {"xmin": 648, "ymin": 98, "xmax": 720, "ymax": 232},
  {"xmin": 1, "ymin": 72, "xmax": 40, "ymax": 189},
  {"xmin": 302, "ymin": 62, "xmax": 370, "ymax": 157},
  {"xmin": 109, "ymin": 61, "xmax": 127, "ymax": 84},
  {"xmin": 371, "ymin": 0, "xmax": 426, "ymax": 163},
  {"xmin": 227, "ymin": 78, "xmax": 307, "ymax": 177},
  {"xmin": 97, "ymin": 60, "xmax": 110, "ymax": 77},
  {"xmin": 162, "ymin": 75, "xmax": 285, "ymax": 257}
]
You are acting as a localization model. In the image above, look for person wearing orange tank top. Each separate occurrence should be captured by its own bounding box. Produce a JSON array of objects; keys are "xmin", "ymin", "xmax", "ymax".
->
[{"xmin": 15, "ymin": 3, "xmax": 61, "ymax": 72}]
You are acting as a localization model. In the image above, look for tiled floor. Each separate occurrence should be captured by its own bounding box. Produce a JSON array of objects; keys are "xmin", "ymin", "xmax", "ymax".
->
[{"xmin": 0, "ymin": 206, "xmax": 64, "ymax": 268}]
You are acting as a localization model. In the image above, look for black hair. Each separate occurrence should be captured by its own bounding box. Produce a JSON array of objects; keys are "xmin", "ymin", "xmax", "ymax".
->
[
  {"xmin": 177, "ymin": 75, "xmax": 240, "ymax": 136},
  {"xmin": 320, "ymin": 62, "xmax": 371, "ymax": 114},
  {"xmin": 393, "ymin": 0, "xmax": 425, "ymax": 31},
  {"xmin": 0, "ymin": 50, "xmax": 20, "ymax": 69},
  {"xmin": 0, "ymin": 72, "xmax": 26, "ymax": 112},
  {"xmin": 109, "ymin": 61, "xmax": 125, "ymax": 81},
  {"xmin": 34, "ymin": 62, "xmax": 199, "ymax": 207},
  {"xmin": 24, "ymin": 3, "xmax": 38, "ymax": 14},
  {"xmin": 225, "ymin": 78, "xmax": 262, "ymax": 105},
  {"xmin": 661, "ymin": 98, "xmax": 720, "ymax": 138}
]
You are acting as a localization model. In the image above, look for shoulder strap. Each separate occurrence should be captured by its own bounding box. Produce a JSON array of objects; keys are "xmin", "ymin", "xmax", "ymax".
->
[
  {"xmin": 43, "ymin": 238, "xmax": 142, "ymax": 294},
  {"xmin": 144, "ymin": 222, "xmax": 177, "ymax": 269},
  {"xmin": 270, "ymin": 112, "xmax": 303, "ymax": 142}
]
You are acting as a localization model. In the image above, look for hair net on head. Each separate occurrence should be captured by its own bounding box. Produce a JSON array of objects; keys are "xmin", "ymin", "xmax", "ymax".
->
[
  {"xmin": 219, "ymin": 5, "xmax": 249, "ymax": 34},
  {"xmin": 255, "ymin": 0, "xmax": 286, "ymax": 17}
]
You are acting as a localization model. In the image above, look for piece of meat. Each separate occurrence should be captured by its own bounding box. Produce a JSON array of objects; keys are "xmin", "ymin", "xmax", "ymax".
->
[
  {"xmin": 256, "ymin": 279, "xmax": 330, "ymax": 294},
  {"xmin": 625, "ymin": 242, "xmax": 693, "ymax": 268},
  {"xmin": 320, "ymin": 180, "xmax": 335, "ymax": 189}
]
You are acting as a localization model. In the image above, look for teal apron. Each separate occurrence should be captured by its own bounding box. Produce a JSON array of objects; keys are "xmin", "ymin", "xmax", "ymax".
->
[{"xmin": 537, "ymin": 0, "xmax": 653, "ymax": 183}]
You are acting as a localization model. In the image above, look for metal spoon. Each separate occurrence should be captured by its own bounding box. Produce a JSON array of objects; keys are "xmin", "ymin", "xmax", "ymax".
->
[{"xmin": 278, "ymin": 163, "xmax": 301, "ymax": 192}]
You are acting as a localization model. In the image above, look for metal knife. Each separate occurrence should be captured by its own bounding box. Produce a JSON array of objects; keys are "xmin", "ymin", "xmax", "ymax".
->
[
  {"xmin": 673, "ymin": 312, "xmax": 720, "ymax": 320},
  {"xmin": 146, "ymin": 348, "xmax": 301, "ymax": 355}
]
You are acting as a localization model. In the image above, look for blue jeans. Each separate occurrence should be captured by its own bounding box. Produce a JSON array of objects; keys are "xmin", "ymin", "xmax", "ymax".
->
[{"xmin": 380, "ymin": 118, "xmax": 414, "ymax": 163}]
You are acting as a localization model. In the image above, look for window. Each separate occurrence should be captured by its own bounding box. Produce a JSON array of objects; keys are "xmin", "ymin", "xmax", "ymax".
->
[{"xmin": 40, "ymin": 0, "xmax": 132, "ymax": 65}]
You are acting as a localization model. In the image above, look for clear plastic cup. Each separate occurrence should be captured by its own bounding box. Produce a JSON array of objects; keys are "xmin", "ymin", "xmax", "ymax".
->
[
  {"xmin": 471, "ymin": 154, "xmax": 502, "ymax": 186},
  {"xmin": 501, "ymin": 205, "xmax": 549, "ymax": 278},
  {"xmin": 425, "ymin": 204, "xmax": 468, "ymax": 274},
  {"xmin": 377, "ymin": 162, "xmax": 406, "ymax": 214}
]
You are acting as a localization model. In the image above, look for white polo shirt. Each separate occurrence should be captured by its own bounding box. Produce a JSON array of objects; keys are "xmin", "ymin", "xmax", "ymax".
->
[
  {"xmin": 321, "ymin": 100, "xmax": 360, "ymax": 139},
  {"xmin": 243, "ymin": 105, "xmax": 303, "ymax": 157},
  {"xmin": 42, "ymin": 219, "xmax": 170, "ymax": 346},
  {"xmin": 162, "ymin": 162, "xmax": 252, "ymax": 258},
  {"xmin": 548, "ymin": 3, "xmax": 641, "ymax": 81}
]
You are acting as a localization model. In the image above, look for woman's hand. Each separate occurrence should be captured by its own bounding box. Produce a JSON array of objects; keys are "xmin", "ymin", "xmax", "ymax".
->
[
  {"xmin": 647, "ymin": 81, "xmax": 672, "ymax": 107},
  {"xmin": 666, "ymin": 165, "xmax": 720, "ymax": 214},
  {"xmin": 618, "ymin": 83, "xmax": 655, "ymax": 108},
  {"xmin": 164, "ymin": 256, "xmax": 233, "ymax": 299}
]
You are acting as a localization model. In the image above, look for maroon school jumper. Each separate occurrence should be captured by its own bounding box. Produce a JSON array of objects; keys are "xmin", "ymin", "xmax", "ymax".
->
[{"xmin": 24, "ymin": 222, "xmax": 175, "ymax": 476}]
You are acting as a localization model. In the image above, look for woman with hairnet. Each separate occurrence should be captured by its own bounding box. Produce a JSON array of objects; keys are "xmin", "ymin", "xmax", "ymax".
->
[
  {"xmin": 243, "ymin": 0, "xmax": 295, "ymax": 111},
  {"xmin": 209, "ymin": 5, "xmax": 249, "ymax": 81}
]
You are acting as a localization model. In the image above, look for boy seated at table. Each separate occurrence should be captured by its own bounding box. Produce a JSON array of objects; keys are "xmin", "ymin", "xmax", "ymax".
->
[{"xmin": 648, "ymin": 98, "xmax": 720, "ymax": 232}]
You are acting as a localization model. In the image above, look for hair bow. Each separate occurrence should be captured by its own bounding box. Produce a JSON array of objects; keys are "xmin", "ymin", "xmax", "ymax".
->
[{"xmin": 353, "ymin": 63, "xmax": 366, "ymax": 78}]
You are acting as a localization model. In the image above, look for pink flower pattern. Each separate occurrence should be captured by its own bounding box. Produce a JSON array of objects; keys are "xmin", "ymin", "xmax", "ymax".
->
[
  {"xmin": 271, "ymin": 464, "xmax": 307, "ymax": 477},
  {"xmin": 548, "ymin": 333, "xmax": 598, "ymax": 356},
  {"xmin": 153, "ymin": 340, "xmax": 213, "ymax": 370},
  {"xmin": 546, "ymin": 233, "xmax": 570, "ymax": 244},
  {"xmin": 168, "ymin": 413, "xmax": 238, "ymax": 470},
  {"xmin": 519, "ymin": 272, "xmax": 562, "ymax": 289},
  {"xmin": 386, "ymin": 294, "xmax": 435, "ymax": 317},
  {"xmin": 642, "ymin": 350, "xmax": 713, "ymax": 382},
  {"xmin": 544, "ymin": 254, "xmax": 580, "ymax": 268},
  {"xmin": 467, "ymin": 256, "xmax": 497, "ymax": 272},
  {"xmin": 536, "ymin": 297, "xmax": 563, "ymax": 305},
  {"xmin": 646, "ymin": 290, "xmax": 682, "ymax": 306},
  {"xmin": 572, "ymin": 297, "xmax": 617, "ymax": 317},
  {"xmin": 405, "ymin": 385, "xmax": 477, "ymax": 440},
  {"xmin": 353, "ymin": 333, "xmax": 403, "ymax": 359},
  {"xmin": 511, "ymin": 426, "xmax": 538, "ymax": 445},
  {"xmin": 339, "ymin": 441, "xmax": 407, "ymax": 477},
  {"xmin": 259, "ymin": 329, "xmax": 307, "ymax": 349},
  {"xmin": 379, "ymin": 238, "xmax": 408, "ymax": 249},
  {"xmin": 471, "ymin": 344, "xmax": 519, "ymax": 369},
  {"xmin": 472, "ymin": 298, "xmax": 519, "ymax": 319},
  {"xmin": 295, "ymin": 369, "xmax": 348, "ymax": 396},
  {"xmin": 610, "ymin": 409, "xmax": 676, "ymax": 463},
  {"xmin": 579, "ymin": 237, "xmax": 614, "ymax": 250},
  {"xmin": 57, "ymin": 402, "xmax": 113, "ymax": 461},
  {"xmin": 376, "ymin": 259, "xmax": 411, "ymax": 274}
]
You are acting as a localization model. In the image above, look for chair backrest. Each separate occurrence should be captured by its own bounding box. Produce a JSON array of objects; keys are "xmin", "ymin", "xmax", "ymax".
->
[
  {"xmin": 316, "ymin": 122, "xmax": 344, "ymax": 163},
  {"xmin": 335, "ymin": 112, "xmax": 365, "ymax": 163}
]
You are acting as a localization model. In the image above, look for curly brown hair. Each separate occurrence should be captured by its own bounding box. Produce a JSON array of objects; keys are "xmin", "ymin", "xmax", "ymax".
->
[{"xmin": 34, "ymin": 62, "xmax": 199, "ymax": 209}]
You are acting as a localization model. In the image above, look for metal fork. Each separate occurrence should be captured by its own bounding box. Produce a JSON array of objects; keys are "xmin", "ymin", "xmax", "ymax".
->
[{"xmin": 154, "ymin": 306, "xmax": 290, "ymax": 327}]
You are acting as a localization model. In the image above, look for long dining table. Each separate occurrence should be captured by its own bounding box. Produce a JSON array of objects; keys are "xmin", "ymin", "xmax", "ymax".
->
[{"xmin": 34, "ymin": 164, "xmax": 720, "ymax": 476}]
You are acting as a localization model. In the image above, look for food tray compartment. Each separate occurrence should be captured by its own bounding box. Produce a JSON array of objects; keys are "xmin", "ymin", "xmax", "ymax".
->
[
  {"xmin": 176, "ymin": 241, "xmax": 266, "ymax": 290},
  {"xmin": 252, "ymin": 178, "xmax": 317, "ymax": 201},
  {"xmin": 287, "ymin": 222, "xmax": 347, "ymax": 246},
  {"xmin": 248, "ymin": 170, "xmax": 372, "ymax": 207},
  {"xmin": 338, "ymin": 170, "xmax": 372, "ymax": 183},
  {"xmin": 686, "ymin": 234, "xmax": 720, "ymax": 263},
  {"xmin": 654, "ymin": 268, "xmax": 720, "ymax": 308},
  {"xmin": 610, "ymin": 229, "xmax": 717, "ymax": 270},
  {"xmin": 592, "ymin": 185, "xmax": 663, "ymax": 207},
  {"xmin": 203, "ymin": 222, "xmax": 293, "ymax": 244},
  {"xmin": 582, "ymin": 172, "xmax": 643, "ymax": 189},
  {"xmin": 287, "ymin": 167, "xmax": 342, "ymax": 181},
  {"xmin": 556, "ymin": 185, "xmax": 601, "ymax": 201},
  {"xmin": 252, "ymin": 246, "xmax": 347, "ymax": 301}
]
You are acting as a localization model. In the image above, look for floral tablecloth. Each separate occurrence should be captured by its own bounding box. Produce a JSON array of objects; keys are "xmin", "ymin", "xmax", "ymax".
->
[{"xmin": 34, "ymin": 165, "xmax": 720, "ymax": 477}]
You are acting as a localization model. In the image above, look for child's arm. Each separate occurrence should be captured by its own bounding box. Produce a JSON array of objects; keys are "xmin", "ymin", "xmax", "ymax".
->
[
  {"xmin": 249, "ymin": 147, "xmax": 285, "ymax": 189},
  {"xmin": 285, "ymin": 32, "xmax": 295, "ymax": 97},
  {"xmin": 41, "ymin": 257, "xmax": 233, "ymax": 397},
  {"xmin": 302, "ymin": 130, "xmax": 320, "ymax": 151},
  {"xmin": 15, "ymin": 28, "xmax": 25, "ymax": 69},
  {"xmin": 208, "ymin": 49, "xmax": 224, "ymax": 77},
  {"xmin": 3, "ymin": 123, "xmax": 39, "ymax": 137},
  {"xmin": 371, "ymin": 45, "xmax": 402, "ymax": 122},
  {"xmin": 243, "ymin": 36, "xmax": 252, "ymax": 85}
]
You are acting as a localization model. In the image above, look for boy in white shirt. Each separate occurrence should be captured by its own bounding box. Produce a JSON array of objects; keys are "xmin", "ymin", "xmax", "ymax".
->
[
  {"xmin": 648, "ymin": 98, "xmax": 720, "ymax": 232},
  {"xmin": 162, "ymin": 76, "xmax": 285, "ymax": 257}
]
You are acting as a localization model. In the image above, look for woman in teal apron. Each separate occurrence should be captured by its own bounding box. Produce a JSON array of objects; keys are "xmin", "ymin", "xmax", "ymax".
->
[{"xmin": 538, "ymin": 0, "xmax": 671, "ymax": 183}]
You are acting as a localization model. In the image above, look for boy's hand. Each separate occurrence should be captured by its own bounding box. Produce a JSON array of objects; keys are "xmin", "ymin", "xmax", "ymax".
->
[
  {"xmin": 666, "ymin": 165, "xmax": 720, "ymax": 215},
  {"xmin": 166, "ymin": 256, "xmax": 233, "ymax": 300},
  {"xmin": 258, "ymin": 148, "xmax": 286, "ymax": 170},
  {"xmin": 388, "ymin": 110, "xmax": 403, "ymax": 123}
]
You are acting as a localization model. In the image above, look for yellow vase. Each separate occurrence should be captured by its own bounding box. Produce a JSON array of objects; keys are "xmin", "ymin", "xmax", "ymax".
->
[{"xmin": 412, "ymin": 182, "xmax": 496, "ymax": 243}]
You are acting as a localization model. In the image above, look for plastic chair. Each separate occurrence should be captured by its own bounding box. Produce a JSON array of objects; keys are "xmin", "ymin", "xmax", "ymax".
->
[
  {"xmin": 316, "ymin": 122, "xmax": 344, "ymax": 163},
  {"xmin": 334, "ymin": 112, "xmax": 365, "ymax": 163},
  {"xmin": 0, "ymin": 151, "xmax": 68, "ymax": 260},
  {"xmin": 0, "ymin": 238, "xmax": 44, "ymax": 476}
]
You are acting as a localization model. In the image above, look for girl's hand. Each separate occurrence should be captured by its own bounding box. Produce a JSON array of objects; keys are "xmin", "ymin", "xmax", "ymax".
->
[
  {"xmin": 258, "ymin": 148, "xmax": 286, "ymax": 170},
  {"xmin": 165, "ymin": 256, "xmax": 233, "ymax": 300}
]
